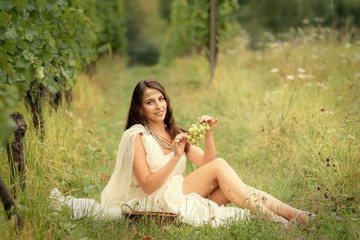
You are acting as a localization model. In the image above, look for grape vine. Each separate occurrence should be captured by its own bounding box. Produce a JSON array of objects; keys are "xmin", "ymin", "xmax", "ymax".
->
[
  {"xmin": 160, "ymin": 0, "xmax": 240, "ymax": 64},
  {"xmin": 0, "ymin": 0, "xmax": 127, "ymax": 142},
  {"xmin": 0, "ymin": 85, "xmax": 18, "ymax": 144}
]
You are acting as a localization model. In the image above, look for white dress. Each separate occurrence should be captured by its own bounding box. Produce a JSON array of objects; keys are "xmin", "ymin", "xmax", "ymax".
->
[{"xmin": 50, "ymin": 124, "xmax": 249, "ymax": 227}]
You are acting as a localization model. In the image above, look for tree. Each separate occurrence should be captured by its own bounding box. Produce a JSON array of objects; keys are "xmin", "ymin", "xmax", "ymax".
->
[{"xmin": 160, "ymin": 0, "xmax": 240, "ymax": 77}]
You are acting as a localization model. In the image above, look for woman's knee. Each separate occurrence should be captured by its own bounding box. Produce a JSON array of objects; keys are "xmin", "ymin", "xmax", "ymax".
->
[
  {"xmin": 211, "ymin": 158, "xmax": 245, "ymax": 183},
  {"xmin": 211, "ymin": 158, "xmax": 230, "ymax": 169}
]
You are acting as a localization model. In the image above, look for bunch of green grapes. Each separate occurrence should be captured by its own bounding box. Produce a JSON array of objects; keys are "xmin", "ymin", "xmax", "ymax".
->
[{"xmin": 187, "ymin": 121, "xmax": 210, "ymax": 146}]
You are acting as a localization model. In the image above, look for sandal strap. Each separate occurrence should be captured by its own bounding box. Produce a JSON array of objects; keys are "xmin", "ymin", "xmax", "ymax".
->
[{"xmin": 290, "ymin": 211, "xmax": 313, "ymax": 224}]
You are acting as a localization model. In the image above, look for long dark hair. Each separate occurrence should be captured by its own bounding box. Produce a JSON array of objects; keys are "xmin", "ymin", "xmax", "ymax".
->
[{"xmin": 125, "ymin": 79, "xmax": 189, "ymax": 152}]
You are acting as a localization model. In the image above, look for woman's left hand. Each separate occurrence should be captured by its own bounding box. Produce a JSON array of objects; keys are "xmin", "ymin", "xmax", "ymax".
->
[{"xmin": 198, "ymin": 115, "xmax": 217, "ymax": 131}]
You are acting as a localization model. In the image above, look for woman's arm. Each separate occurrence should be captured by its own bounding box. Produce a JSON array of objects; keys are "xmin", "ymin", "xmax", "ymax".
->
[
  {"xmin": 186, "ymin": 115, "xmax": 217, "ymax": 167},
  {"xmin": 203, "ymin": 128, "xmax": 216, "ymax": 162},
  {"xmin": 132, "ymin": 133, "xmax": 187, "ymax": 195}
]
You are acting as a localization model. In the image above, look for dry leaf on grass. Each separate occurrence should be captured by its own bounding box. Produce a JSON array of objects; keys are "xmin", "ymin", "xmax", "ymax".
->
[
  {"xmin": 131, "ymin": 224, "xmax": 138, "ymax": 235},
  {"xmin": 143, "ymin": 234, "xmax": 154, "ymax": 240},
  {"xmin": 162, "ymin": 225, "xmax": 171, "ymax": 231}
]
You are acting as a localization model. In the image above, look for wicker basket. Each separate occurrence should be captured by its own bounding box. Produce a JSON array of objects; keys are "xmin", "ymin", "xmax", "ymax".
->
[{"xmin": 121, "ymin": 204, "xmax": 179, "ymax": 226}]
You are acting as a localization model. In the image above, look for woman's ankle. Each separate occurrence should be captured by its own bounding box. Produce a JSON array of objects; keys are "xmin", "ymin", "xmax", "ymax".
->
[{"xmin": 290, "ymin": 211, "xmax": 312, "ymax": 224}]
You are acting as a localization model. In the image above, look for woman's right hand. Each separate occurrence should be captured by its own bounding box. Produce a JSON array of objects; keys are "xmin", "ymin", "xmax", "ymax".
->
[
  {"xmin": 173, "ymin": 133, "xmax": 188, "ymax": 159},
  {"xmin": 198, "ymin": 115, "xmax": 217, "ymax": 131}
]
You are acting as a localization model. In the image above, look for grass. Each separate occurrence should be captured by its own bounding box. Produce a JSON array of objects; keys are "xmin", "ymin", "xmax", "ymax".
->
[{"xmin": 1, "ymin": 27, "xmax": 359, "ymax": 239}]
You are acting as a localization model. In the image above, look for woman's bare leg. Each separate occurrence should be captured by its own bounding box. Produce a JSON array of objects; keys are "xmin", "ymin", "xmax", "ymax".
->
[
  {"xmin": 209, "ymin": 188, "xmax": 230, "ymax": 206},
  {"xmin": 242, "ymin": 186, "xmax": 303, "ymax": 220},
  {"xmin": 183, "ymin": 158, "xmax": 304, "ymax": 220}
]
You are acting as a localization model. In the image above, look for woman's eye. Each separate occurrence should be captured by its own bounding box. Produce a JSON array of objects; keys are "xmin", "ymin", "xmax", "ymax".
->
[
  {"xmin": 146, "ymin": 101, "xmax": 153, "ymax": 104},
  {"xmin": 159, "ymin": 96, "xmax": 165, "ymax": 101}
]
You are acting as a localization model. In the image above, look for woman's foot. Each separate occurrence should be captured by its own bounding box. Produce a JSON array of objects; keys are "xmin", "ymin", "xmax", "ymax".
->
[{"xmin": 289, "ymin": 211, "xmax": 314, "ymax": 224}]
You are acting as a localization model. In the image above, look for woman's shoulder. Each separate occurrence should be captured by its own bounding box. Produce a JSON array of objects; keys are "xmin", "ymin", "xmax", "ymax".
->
[
  {"xmin": 122, "ymin": 124, "xmax": 148, "ymax": 138},
  {"xmin": 126, "ymin": 124, "xmax": 147, "ymax": 132}
]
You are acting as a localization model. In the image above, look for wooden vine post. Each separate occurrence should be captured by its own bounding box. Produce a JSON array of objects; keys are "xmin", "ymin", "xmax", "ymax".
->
[
  {"xmin": 6, "ymin": 112, "xmax": 27, "ymax": 195},
  {"xmin": 27, "ymin": 86, "xmax": 46, "ymax": 139},
  {"xmin": 209, "ymin": 0, "xmax": 217, "ymax": 84},
  {"xmin": 0, "ymin": 174, "xmax": 23, "ymax": 228},
  {"xmin": 50, "ymin": 88, "xmax": 73, "ymax": 110},
  {"xmin": 64, "ymin": 89, "xmax": 73, "ymax": 107},
  {"xmin": 1, "ymin": 112, "xmax": 26, "ymax": 229}
]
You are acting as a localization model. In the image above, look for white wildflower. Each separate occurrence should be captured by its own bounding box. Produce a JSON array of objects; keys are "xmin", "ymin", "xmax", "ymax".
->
[
  {"xmin": 270, "ymin": 68, "xmax": 279, "ymax": 73},
  {"xmin": 302, "ymin": 19, "xmax": 310, "ymax": 24},
  {"xmin": 297, "ymin": 74, "xmax": 306, "ymax": 79},
  {"xmin": 345, "ymin": 43, "xmax": 351, "ymax": 49},
  {"xmin": 317, "ymin": 82, "xmax": 327, "ymax": 90},
  {"xmin": 65, "ymin": 110, "xmax": 73, "ymax": 118},
  {"xmin": 345, "ymin": 134, "xmax": 355, "ymax": 140},
  {"xmin": 286, "ymin": 75, "xmax": 295, "ymax": 80},
  {"xmin": 297, "ymin": 68, "xmax": 306, "ymax": 73}
]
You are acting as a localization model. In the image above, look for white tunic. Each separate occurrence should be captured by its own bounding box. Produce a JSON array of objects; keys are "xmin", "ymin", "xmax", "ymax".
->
[{"xmin": 50, "ymin": 124, "xmax": 249, "ymax": 226}]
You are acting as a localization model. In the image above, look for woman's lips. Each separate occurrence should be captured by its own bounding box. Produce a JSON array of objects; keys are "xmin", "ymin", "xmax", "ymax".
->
[{"xmin": 155, "ymin": 111, "xmax": 164, "ymax": 116}]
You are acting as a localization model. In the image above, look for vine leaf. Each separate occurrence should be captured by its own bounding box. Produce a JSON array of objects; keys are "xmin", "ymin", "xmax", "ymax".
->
[
  {"xmin": 0, "ymin": 2, "xmax": 14, "ymax": 11},
  {"xmin": 5, "ymin": 27, "xmax": 17, "ymax": 40}
]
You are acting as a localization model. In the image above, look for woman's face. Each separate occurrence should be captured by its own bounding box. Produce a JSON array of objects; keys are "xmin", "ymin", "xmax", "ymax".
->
[{"xmin": 141, "ymin": 88, "xmax": 167, "ymax": 125}]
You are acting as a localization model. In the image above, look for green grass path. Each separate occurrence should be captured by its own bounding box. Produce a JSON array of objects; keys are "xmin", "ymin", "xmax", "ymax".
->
[{"xmin": 1, "ymin": 29, "xmax": 359, "ymax": 239}]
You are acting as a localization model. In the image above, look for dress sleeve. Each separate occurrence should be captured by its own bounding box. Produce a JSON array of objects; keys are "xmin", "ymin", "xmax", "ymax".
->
[{"xmin": 101, "ymin": 124, "xmax": 146, "ymax": 207}]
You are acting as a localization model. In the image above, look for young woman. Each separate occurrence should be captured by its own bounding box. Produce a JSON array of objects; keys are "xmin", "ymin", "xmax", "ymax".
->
[
  {"xmin": 51, "ymin": 79, "xmax": 312, "ymax": 226},
  {"xmin": 99, "ymin": 79, "xmax": 312, "ymax": 226}
]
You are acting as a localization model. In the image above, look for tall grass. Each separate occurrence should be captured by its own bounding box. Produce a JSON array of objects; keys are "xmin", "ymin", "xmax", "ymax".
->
[{"xmin": 0, "ymin": 28, "xmax": 359, "ymax": 239}]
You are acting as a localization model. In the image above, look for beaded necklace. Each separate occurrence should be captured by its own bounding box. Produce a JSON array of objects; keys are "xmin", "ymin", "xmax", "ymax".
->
[{"xmin": 146, "ymin": 124, "xmax": 173, "ymax": 150}]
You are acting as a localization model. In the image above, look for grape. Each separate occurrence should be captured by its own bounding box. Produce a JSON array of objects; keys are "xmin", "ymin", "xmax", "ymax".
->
[{"xmin": 187, "ymin": 121, "xmax": 210, "ymax": 147}]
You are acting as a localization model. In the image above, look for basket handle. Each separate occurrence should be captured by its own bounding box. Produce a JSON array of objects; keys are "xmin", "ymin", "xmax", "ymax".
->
[{"xmin": 121, "ymin": 203, "xmax": 135, "ymax": 213}]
